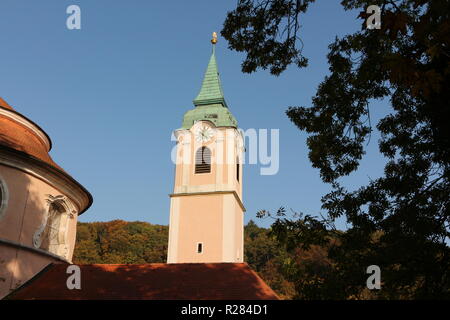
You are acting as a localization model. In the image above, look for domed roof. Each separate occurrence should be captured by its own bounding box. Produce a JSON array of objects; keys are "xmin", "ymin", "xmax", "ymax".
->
[
  {"xmin": 0, "ymin": 97, "xmax": 92, "ymax": 214},
  {"xmin": 0, "ymin": 97, "xmax": 57, "ymax": 169}
]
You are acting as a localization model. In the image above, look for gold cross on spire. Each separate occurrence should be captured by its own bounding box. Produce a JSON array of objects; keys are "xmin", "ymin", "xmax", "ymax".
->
[{"xmin": 211, "ymin": 32, "xmax": 218, "ymax": 44}]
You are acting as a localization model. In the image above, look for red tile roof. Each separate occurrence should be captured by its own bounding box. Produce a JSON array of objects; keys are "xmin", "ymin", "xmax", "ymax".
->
[
  {"xmin": 0, "ymin": 116, "xmax": 63, "ymax": 170},
  {"xmin": 0, "ymin": 97, "xmax": 92, "ymax": 214},
  {"xmin": 0, "ymin": 97, "xmax": 60, "ymax": 169},
  {"xmin": 6, "ymin": 263, "xmax": 279, "ymax": 300},
  {"xmin": 0, "ymin": 97, "xmax": 14, "ymax": 110}
]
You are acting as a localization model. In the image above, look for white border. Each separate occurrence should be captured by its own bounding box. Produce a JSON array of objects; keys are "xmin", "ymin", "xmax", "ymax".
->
[{"xmin": 0, "ymin": 108, "xmax": 51, "ymax": 151}]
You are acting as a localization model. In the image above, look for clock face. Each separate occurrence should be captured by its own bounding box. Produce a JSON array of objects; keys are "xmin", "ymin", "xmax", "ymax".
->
[{"xmin": 195, "ymin": 126, "xmax": 214, "ymax": 143}]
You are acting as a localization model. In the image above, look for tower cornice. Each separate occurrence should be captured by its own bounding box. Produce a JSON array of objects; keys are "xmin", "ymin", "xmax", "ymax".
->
[{"xmin": 169, "ymin": 190, "xmax": 246, "ymax": 212}]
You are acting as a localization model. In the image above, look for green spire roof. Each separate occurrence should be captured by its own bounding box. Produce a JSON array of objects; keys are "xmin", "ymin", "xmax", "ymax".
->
[
  {"xmin": 180, "ymin": 42, "xmax": 237, "ymax": 130},
  {"xmin": 193, "ymin": 48, "xmax": 228, "ymax": 108}
]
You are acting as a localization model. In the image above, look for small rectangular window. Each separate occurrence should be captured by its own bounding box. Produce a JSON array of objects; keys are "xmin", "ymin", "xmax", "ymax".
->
[{"xmin": 197, "ymin": 243, "xmax": 203, "ymax": 254}]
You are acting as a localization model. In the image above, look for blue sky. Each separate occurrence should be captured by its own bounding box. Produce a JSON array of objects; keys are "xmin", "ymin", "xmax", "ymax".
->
[{"xmin": 0, "ymin": 1, "xmax": 388, "ymax": 228}]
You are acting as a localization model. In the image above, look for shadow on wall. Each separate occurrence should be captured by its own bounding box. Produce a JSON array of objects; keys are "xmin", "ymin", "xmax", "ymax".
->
[{"xmin": 0, "ymin": 155, "xmax": 60, "ymax": 298}]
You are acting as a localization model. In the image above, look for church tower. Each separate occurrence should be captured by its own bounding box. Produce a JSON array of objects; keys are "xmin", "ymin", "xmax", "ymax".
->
[{"xmin": 167, "ymin": 33, "xmax": 245, "ymax": 263}]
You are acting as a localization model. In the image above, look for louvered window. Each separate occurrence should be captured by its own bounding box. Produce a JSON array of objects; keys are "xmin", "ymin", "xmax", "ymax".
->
[{"xmin": 195, "ymin": 147, "xmax": 211, "ymax": 174}]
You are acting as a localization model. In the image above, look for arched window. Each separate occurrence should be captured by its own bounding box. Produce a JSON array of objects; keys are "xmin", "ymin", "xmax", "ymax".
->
[
  {"xmin": 195, "ymin": 146, "xmax": 211, "ymax": 174},
  {"xmin": 40, "ymin": 201, "xmax": 66, "ymax": 254},
  {"xmin": 33, "ymin": 195, "xmax": 76, "ymax": 259}
]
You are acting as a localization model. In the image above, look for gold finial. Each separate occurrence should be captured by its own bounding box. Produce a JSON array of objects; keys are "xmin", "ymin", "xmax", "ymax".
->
[{"xmin": 211, "ymin": 32, "xmax": 218, "ymax": 44}]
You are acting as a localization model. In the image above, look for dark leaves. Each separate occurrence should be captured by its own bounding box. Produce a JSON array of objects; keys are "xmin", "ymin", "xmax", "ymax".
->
[
  {"xmin": 221, "ymin": 0, "xmax": 314, "ymax": 75},
  {"xmin": 231, "ymin": 0, "xmax": 450, "ymax": 299}
]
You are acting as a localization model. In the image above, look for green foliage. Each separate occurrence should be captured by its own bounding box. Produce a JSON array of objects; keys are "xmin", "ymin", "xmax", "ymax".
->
[
  {"xmin": 244, "ymin": 220, "xmax": 296, "ymax": 298},
  {"xmin": 223, "ymin": 0, "xmax": 450, "ymax": 299}
]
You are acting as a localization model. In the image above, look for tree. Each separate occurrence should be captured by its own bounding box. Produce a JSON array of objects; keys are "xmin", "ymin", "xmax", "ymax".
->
[
  {"xmin": 244, "ymin": 220, "xmax": 296, "ymax": 298},
  {"xmin": 73, "ymin": 220, "xmax": 169, "ymax": 264},
  {"xmin": 223, "ymin": 0, "xmax": 450, "ymax": 299}
]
